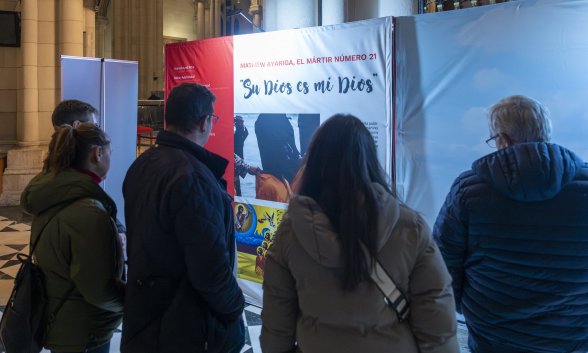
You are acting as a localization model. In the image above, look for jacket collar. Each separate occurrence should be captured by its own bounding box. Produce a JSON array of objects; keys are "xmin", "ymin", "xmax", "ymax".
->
[
  {"xmin": 76, "ymin": 168, "xmax": 102, "ymax": 184},
  {"xmin": 472, "ymin": 142, "xmax": 585, "ymax": 202},
  {"xmin": 156, "ymin": 130, "xmax": 229, "ymax": 180}
]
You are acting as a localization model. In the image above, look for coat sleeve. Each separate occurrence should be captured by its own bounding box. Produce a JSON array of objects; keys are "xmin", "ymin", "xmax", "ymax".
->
[
  {"xmin": 68, "ymin": 202, "xmax": 124, "ymax": 313},
  {"xmin": 409, "ymin": 216, "xmax": 460, "ymax": 353},
  {"xmin": 432, "ymin": 177, "xmax": 467, "ymax": 311},
  {"xmin": 261, "ymin": 218, "xmax": 298, "ymax": 353},
  {"xmin": 172, "ymin": 174, "xmax": 244, "ymax": 323}
]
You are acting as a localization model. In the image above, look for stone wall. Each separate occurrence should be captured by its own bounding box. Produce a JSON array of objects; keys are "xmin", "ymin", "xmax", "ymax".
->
[
  {"xmin": 0, "ymin": 0, "xmax": 91, "ymax": 205},
  {"xmin": 0, "ymin": 0, "xmax": 19, "ymax": 156},
  {"xmin": 163, "ymin": 0, "xmax": 198, "ymax": 41}
]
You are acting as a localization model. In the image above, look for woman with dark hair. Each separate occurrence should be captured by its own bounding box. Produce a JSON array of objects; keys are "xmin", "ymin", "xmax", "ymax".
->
[
  {"xmin": 21, "ymin": 123, "xmax": 124, "ymax": 353},
  {"xmin": 261, "ymin": 115, "xmax": 458, "ymax": 353}
]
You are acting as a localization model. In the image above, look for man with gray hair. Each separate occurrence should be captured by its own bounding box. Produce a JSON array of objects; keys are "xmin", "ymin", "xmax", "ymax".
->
[{"xmin": 433, "ymin": 95, "xmax": 588, "ymax": 353}]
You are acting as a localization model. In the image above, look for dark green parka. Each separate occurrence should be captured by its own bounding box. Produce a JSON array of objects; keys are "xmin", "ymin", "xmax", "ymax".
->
[{"xmin": 21, "ymin": 169, "xmax": 124, "ymax": 352}]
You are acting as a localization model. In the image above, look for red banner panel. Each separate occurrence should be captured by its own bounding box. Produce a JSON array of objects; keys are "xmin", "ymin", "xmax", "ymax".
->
[{"xmin": 165, "ymin": 37, "xmax": 235, "ymax": 195}]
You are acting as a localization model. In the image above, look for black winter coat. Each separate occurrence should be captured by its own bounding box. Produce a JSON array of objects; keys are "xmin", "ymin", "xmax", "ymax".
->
[{"xmin": 121, "ymin": 131, "xmax": 245, "ymax": 353}]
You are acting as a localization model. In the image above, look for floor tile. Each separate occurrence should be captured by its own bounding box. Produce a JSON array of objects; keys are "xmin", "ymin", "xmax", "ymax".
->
[
  {"xmin": 0, "ymin": 280, "xmax": 14, "ymax": 304},
  {"xmin": 0, "ymin": 232, "xmax": 31, "ymax": 244},
  {"xmin": 0, "ymin": 221, "xmax": 15, "ymax": 232},
  {"xmin": 247, "ymin": 324, "xmax": 262, "ymax": 353},
  {"xmin": 245, "ymin": 309, "xmax": 262, "ymax": 326},
  {"xmin": 1, "ymin": 264, "xmax": 21, "ymax": 279},
  {"xmin": 245, "ymin": 304, "xmax": 262, "ymax": 315},
  {"xmin": 4, "ymin": 223, "xmax": 31, "ymax": 232},
  {"xmin": 241, "ymin": 347, "xmax": 253, "ymax": 353},
  {"xmin": 110, "ymin": 331, "xmax": 122, "ymax": 353},
  {"xmin": 5, "ymin": 244, "xmax": 28, "ymax": 252},
  {"xmin": 0, "ymin": 253, "xmax": 16, "ymax": 260},
  {"xmin": 0, "ymin": 245, "xmax": 19, "ymax": 256},
  {"xmin": 0, "ymin": 273, "xmax": 14, "ymax": 280},
  {"xmin": 1, "ymin": 259, "xmax": 20, "ymax": 269}
]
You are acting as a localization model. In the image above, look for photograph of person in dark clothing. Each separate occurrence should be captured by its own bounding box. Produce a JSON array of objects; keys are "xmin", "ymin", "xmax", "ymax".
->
[
  {"xmin": 235, "ymin": 113, "xmax": 320, "ymax": 203},
  {"xmin": 234, "ymin": 115, "xmax": 261, "ymax": 196}
]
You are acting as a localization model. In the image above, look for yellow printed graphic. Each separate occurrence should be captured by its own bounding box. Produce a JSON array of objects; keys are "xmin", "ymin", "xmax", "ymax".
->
[{"xmin": 234, "ymin": 202, "xmax": 286, "ymax": 284}]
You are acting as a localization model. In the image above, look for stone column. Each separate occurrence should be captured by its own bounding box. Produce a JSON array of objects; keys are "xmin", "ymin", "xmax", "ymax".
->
[
  {"xmin": 347, "ymin": 0, "xmax": 416, "ymax": 21},
  {"xmin": 322, "ymin": 0, "xmax": 345, "ymax": 25},
  {"xmin": 249, "ymin": 0, "xmax": 262, "ymax": 31},
  {"xmin": 156, "ymin": 0, "xmax": 164, "ymax": 94},
  {"xmin": 377, "ymin": 0, "xmax": 417, "ymax": 16},
  {"xmin": 113, "ymin": 0, "xmax": 163, "ymax": 98},
  {"xmin": 262, "ymin": 0, "xmax": 277, "ymax": 31},
  {"xmin": 84, "ymin": 7, "xmax": 96, "ymax": 57},
  {"xmin": 273, "ymin": 0, "xmax": 317, "ymax": 31},
  {"xmin": 145, "ymin": 0, "xmax": 164, "ymax": 95},
  {"xmin": 205, "ymin": 2, "xmax": 211, "ymax": 38},
  {"xmin": 197, "ymin": 1, "xmax": 205, "ymax": 39},
  {"xmin": 95, "ymin": 15, "xmax": 109, "ymax": 58},
  {"xmin": 140, "ymin": 0, "xmax": 149, "ymax": 97},
  {"xmin": 112, "ymin": 0, "xmax": 127, "ymax": 60},
  {"xmin": 1, "ymin": 0, "xmax": 45, "ymax": 205},
  {"xmin": 38, "ymin": 0, "xmax": 59, "ymax": 142},
  {"xmin": 18, "ymin": 0, "xmax": 39, "ymax": 145},
  {"xmin": 215, "ymin": 0, "xmax": 221, "ymax": 37},
  {"xmin": 59, "ymin": 0, "xmax": 84, "ymax": 56}
]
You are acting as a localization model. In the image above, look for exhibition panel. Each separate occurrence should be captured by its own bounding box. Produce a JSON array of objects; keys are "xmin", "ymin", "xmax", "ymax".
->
[
  {"xmin": 395, "ymin": 0, "xmax": 588, "ymax": 226},
  {"xmin": 61, "ymin": 56, "xmax": 139, "ymax": 226},
  {"xmin": 166, "ymin": 18, "xmax": 393, "ymax": 305}
]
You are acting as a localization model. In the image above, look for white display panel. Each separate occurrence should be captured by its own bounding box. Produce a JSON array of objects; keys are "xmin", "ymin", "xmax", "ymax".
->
[
  {"xmin": 102, "ymin": 59, "xmax": 139, "ymax": 225},
  {"xmin": 61, "ymin": 56, "xmax": 103, "ymax": 125},
  {"xmin": 395, "ymin": 0, "xmax": 588, "ymax": 226},
  {"xmin": 61, "ymin": 56, "xmax": 138, "ymax": 225}
]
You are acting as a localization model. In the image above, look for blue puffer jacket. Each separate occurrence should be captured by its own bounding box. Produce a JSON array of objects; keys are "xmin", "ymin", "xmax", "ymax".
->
[{"xmin": 433, "ymin": 142, "xmax": 588, "ymax": 353}]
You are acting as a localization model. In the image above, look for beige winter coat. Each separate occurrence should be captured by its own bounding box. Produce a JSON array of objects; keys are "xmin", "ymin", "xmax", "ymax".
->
[{"xmin": 261, "ymin": 184, "xmax": 459, "ymax": 353}]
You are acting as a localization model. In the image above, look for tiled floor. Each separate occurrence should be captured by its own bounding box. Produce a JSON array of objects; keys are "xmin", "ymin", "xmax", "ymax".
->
[
  {"xmin": 0, "ymin": 214, "xmax": 31, "ymax": 304},
  {"xmin": 0, "ymin": 208, "xmax": 469, "ymax": 353}
]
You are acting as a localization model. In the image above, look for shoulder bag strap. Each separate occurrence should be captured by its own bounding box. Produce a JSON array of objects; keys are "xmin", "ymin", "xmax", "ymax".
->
[
  {"xmin": 28, "ymin": 212, "xmax": 59, "ymax": 258},
  {"xmin": 361, "ymin": 242, "xmax": 410, "ymax": 322}
]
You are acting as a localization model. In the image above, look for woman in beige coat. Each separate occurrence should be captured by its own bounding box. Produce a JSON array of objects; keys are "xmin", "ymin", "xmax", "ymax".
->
[{"xmin": 261, "ymin": 114, "xmax": 459, "ymax": 353}]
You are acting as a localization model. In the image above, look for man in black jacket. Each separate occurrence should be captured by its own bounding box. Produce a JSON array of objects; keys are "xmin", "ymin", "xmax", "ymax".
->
[{"xmin": 121, "ymin": 83, "xmax": 245, "ymax": 353}]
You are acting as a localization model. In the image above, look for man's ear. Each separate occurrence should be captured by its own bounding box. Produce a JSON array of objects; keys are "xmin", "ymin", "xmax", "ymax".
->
[
  {"xmin": 501, "ymin": 133, "xmax": 513, "ymax": 147},
  {"xmin": 92, "ymin": 145, "xmax": 102, "ymax": 163},
  {"xmin": 499, "ymin": 133, "xmax": 514, "ymax": 148},
  {"xmin": 198, "ymin": 116, "xmax": 208, "ymax": 132}
]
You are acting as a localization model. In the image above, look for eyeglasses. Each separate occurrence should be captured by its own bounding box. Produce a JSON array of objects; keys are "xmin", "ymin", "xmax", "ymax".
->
[
  {"xmin": 209, "ymin": 114, "xmax": 219, "ymax": 126},
  {"xmin": 485, "ymin": 134, "xmax": 500, "ymax": 148}
]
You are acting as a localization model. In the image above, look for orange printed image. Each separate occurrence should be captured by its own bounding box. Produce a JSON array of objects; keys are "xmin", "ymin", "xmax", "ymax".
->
[{"xmin": 234, "ymin": 113, "xmax": 319, "ymax": 203}]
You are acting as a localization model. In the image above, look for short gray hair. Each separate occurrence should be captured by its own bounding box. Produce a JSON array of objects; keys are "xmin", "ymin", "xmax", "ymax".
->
[{"xmin": 488, "ymin": 95, "xmax": 552, "ymax": 143}]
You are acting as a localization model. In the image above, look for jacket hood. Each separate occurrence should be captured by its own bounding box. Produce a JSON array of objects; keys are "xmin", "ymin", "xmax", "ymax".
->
[
  {"xmin": 472, "ymin": 143, "xmax": 586, "ymax": 202},
  {"xmin": 21, "ymin": 169, "xmax": 116, "ymax": 216},
  {"xmin": 287, "ymin": 183, "xmax": 400, "ymax": 268}
]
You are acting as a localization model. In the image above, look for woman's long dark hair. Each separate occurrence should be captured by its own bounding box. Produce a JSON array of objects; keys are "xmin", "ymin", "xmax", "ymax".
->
[
  {"xmin": 298, "ymin": 114, "xmax": 391, "ymax": 291},
  {"xmin": 43, "ymin": 123, "xmax": 110, "ymax": 174}
]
